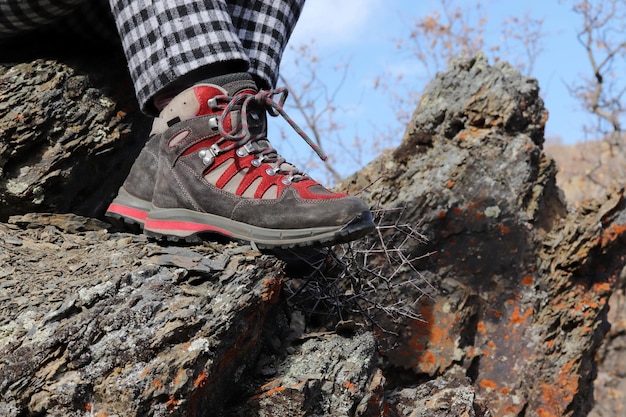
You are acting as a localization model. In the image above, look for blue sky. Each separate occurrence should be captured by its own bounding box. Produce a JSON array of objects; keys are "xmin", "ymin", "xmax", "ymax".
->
[{"xmin": 272, "ymin": 0, "xmax": 595, "ymax": 181}]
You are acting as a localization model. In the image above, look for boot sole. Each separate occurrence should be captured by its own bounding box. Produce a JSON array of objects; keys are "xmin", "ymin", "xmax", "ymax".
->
[
  {"xmin": 105, "ymin": 187, "xmax": 151, "ymax": 233},
  {"xmin": 143, "ymin": 208, "xmax": 375, "ymax": 249}
]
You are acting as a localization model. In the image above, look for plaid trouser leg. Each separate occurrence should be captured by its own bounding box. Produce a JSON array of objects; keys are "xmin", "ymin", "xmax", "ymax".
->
[
  {"xmin": 0, "ymin": 0, "xmax": 83, "ymax": 37},
  {"xmin": 109, "ymin": 0, "xmax": 305, "ymax": 114},
  {"xmin": 2, "ymin": 0, "xmax": 305, "ymax": 115},
  {"xmin": 226, "ymin": 0, "xmax": 305, "ymax": 90},
  {"xmin": 108, "ymin": 0, "xmax": 250, "ymax": 114}
]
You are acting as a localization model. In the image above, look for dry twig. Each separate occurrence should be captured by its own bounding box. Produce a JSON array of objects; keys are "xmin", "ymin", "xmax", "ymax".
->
[{"xmin": 282, "ymin": 207, "xmax": 435, "ymax": 334}]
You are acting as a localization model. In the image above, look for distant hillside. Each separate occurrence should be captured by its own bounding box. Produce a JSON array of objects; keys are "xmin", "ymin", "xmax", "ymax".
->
[{"xmin": 545, "ymin": 138, "xmax": 626, "ymax": 204}]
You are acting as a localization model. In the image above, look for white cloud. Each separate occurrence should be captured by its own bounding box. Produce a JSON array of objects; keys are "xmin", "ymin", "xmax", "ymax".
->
[{"xmin": 289, "ymin": 0, "xmax": 384, "ymax": 47}]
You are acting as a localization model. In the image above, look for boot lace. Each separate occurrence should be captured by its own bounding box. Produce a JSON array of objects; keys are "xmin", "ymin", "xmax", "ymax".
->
[{"xmin": 212, "ymin": 88, "xmax": 327, "ymax": 182}]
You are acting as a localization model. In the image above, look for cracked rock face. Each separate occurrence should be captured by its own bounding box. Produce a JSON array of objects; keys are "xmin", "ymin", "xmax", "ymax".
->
[
  {"xmin": 0, "ymin": 57, "xmax": 150, "ymax": 221},
  {"xmin": 0, "ymin": 215, "xmax": 283, "ymax": 417},
  {"xmin": 338, "ymin": 55, "xmax": 626, "ymax": 417},
  {"xmin": 2, "ymin": 55, "xmax": 626, "ymax": 416}
]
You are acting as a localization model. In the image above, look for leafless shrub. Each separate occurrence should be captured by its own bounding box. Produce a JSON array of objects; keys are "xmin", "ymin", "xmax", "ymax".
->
[
  {"xmin": 281, "ymin": 207, "xmax": 435, "ymax": 334},
  {"xmin": 567, "ymin": 0, "xmax": 626, "ymax": 147}
]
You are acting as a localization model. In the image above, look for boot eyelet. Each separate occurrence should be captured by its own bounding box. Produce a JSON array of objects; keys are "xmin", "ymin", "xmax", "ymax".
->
[
  {"xmin": 281, "ymin": 178, "xmax": 292, "ymax": 185},
  {"xmin": 251, "ymin": 159, "xmax": 261, "ymax": 167},
  {"xmin": 236, "ymin": 148, "xmax": 246, "ymax": 157},
  {"xmin": 208, "ymin": 117, "xmax": 219, "ymax": 131},
  {"xmin": 266, "ymin": 168, "xmax": 276, "ymax": 176},
  {"xmin": 199, "ymin": 149, "xmax": 215, "ymax": 166}
]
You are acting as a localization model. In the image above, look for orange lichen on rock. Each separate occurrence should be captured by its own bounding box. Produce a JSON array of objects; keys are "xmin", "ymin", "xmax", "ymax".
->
[
  {"xmin": 536, "ymin": 359, "xmax": 579, "ymax": 416},
  {"xmin": 165, "ymin": 395, "xmax": 179, "ymax": 409},
  {"xmin": 140, "ymin": 366, "xmax": 152, "ymax": 378},
  {"xmin": 251, "ymin": 378, "xmax": 296, "ymax": 399},
  {"xmin": 510, "ymin": 306, "xmax": 534, "ymax": 325},
  {"xmin": 573, "ymin": 299, "xmax": 599, "ymax": 312},
  {"xmin": 343, "ymin": 381, "xmax": 358, "ymax": 393},
  {"xmin": 193, "ymin": 369, "xmax": 208, "ymax": 388},
  {"xmin": 173, "ymin": 369, "xmax": 185, "ymax": 386},
  {"xmin": 260, "ymin": 378, "xmax": 281, "ymax": 391},
  {"xmin": 479, "ymin": 379, "xmax": 498, "ymax": 390},
  {"xmin": 601, "ymin": 223, "xmax": 626, "ymax": 246},
  {"xmin": 418, "ymin": 351, "xmax": 437, "ymax": 372},
  {"xmin": 261, "ymin": 277, "xmax": 281, "ymax": 301},
  {"xmin": 477, "ymin": 321, "xmax": 486, "ymax": 335},
  {"xmin": 260, "ymin": 385, "xmax": 287, "ymax": 398},
  {"xmin": 399, "ymin": 301, "xmax": 460, "ymax": 374},
  {"xmin": 592, "ymin": 282, "xmax": 612, "ymax": 294},
  {"xmin": 521, "ymin": 275, "xmax": 534, "ymax": 286}
]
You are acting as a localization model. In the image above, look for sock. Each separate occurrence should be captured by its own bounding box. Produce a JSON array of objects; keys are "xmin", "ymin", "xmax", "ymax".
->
[{"xmin": 153, "ymin": 72, "xmax": 255, "ymax": 112}]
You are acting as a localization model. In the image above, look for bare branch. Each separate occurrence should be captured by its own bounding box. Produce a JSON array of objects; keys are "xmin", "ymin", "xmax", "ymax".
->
[
  {"xmin": 569, "ymin": 0, "xmax": 626, "ymax": 149},
  {"xmin": 282, "ymin": 206, "xmax": 435, "ymax": 334}
]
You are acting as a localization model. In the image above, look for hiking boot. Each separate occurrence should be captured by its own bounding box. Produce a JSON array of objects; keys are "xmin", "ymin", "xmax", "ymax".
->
[
  {"xmin": 105, "ymin": 133, "xmax": 159, "ymax": 231},
  {"xmin": 143, "ymin": 73, "xmax": 375, "ymax": 248}
]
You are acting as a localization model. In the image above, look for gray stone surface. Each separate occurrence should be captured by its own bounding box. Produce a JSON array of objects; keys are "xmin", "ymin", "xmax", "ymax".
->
[
  {"xmin": 0, "ymin": 215, "xmax": 283, "ymax": 416},
  {"xmin": 0, "ymin": 57, "xmax": 149, "ymax": 220},
  {"xmin": 339, "ymin": 55, "xmax": 626, "ymax": 416},
  {"xmin": 2, "ymin": 54, "xmax": 626, "ymax": 416}
]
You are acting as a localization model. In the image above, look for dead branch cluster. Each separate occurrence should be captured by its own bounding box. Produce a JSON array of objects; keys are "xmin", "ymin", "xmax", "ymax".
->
[{"xmin": 282, "ymin": 207, "xmax": 435, "ymax": 334}]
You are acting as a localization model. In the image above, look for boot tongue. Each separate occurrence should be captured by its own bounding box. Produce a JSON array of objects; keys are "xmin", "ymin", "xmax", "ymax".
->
[
  {"xmin": 192, "ymin": 74, "xmax": 265, "ymax": 137},
  {"xmin": 216, "ymin": 74, "xmax": 266, "ymax": 138},
  {"xmin": 212, "ymin": 77, "xmax": 301, "ymax": 178},
  {"xmin": 221, "ymin": 79, "xmax": 257, "ymax": 96},
  {"xmin": 150, "ymin": 74, "xmax": 258, "ymax": 135},
  {"xmin": 207, "ymin": 72, "xmax": 257, "ymax": 97}
]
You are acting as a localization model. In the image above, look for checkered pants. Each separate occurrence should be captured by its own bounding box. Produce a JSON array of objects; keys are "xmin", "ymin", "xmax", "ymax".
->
[{"xmin": 1, "ymin": 0, "xmax": 305, "ymax": 114}]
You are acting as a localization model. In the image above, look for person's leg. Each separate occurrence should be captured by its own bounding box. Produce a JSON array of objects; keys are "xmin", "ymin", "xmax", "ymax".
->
[
  {"xmin": 0, "ymin": 0, "xmax": 83, "ymax": 39},
  {"xmin": 105, "ymin": 0, "xmax": 252, "ymax": 230},
  {"xmin": 104, "ymin": 0, "xmax": 251, "ymax": 230},
  {"xmin": 0, "ymin": 0, "xmax": 118, "ymax": 44},
  {"xmin": 225, "ymin": 0, "xmax": 305, "ymax": 89},
  {"xmin": 106, "ymin": 0, "xmax": 374, "ymax": 247},
  {"xmin": 107, "ymin": 0, "xmax": 250, "ymax": 115}
]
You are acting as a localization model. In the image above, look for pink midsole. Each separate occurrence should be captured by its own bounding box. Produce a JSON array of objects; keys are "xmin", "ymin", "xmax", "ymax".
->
[
  {"xmin": 144, "ymin": 218, "xmax": 233, "ymax": 236},
  {"xmin": 107, "ymin": 203, "xmax": 149, "ymax": 221}
]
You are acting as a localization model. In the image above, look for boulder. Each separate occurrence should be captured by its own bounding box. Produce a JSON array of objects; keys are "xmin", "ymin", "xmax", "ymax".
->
[
  {"xmin": 338, "ymin": 55, "xmax": 626, "ymax": 417},
  {"xmin": 2, "ymin": 53, "xmax": 626, "ymax": 416},
  {"xmin": 0, "ymin": 54, "xmax": 149, "ymax": 220}
]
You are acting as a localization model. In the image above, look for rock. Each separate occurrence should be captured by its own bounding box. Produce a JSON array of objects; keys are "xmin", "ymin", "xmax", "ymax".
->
[
  {"xmin": 0, "ymin": 217, "xmax": 284, "ymax": 416},
  {"xmin": 338, "ymin": 55, "xmax": 626, "ymax": 416},
  {"xmin": 589, "ymin": 264, "xmax": 626, "ymax": 417},
  {"xmin": 0, "ymin": 56, "xmax": 150, "ymax": 220},
  {"xmin": 386, "ymin": 376, "xmax": 485, "ymax": 417},
  {"xmin": 2, "ymin": 54, "xmax": 626, "ymax": 416},
  {"xmin": 238, "ymin": 332, "xmax": 379, "ymax": 417}
]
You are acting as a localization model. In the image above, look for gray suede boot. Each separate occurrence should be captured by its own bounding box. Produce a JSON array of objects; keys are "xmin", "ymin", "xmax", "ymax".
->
[
  {"xmin": 105, "ymin": 133, "xmax": 159, "ymax": 230},
  {"xmin": 143, "ymin": 73, "xmax": 375, "ymax": 248}
]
